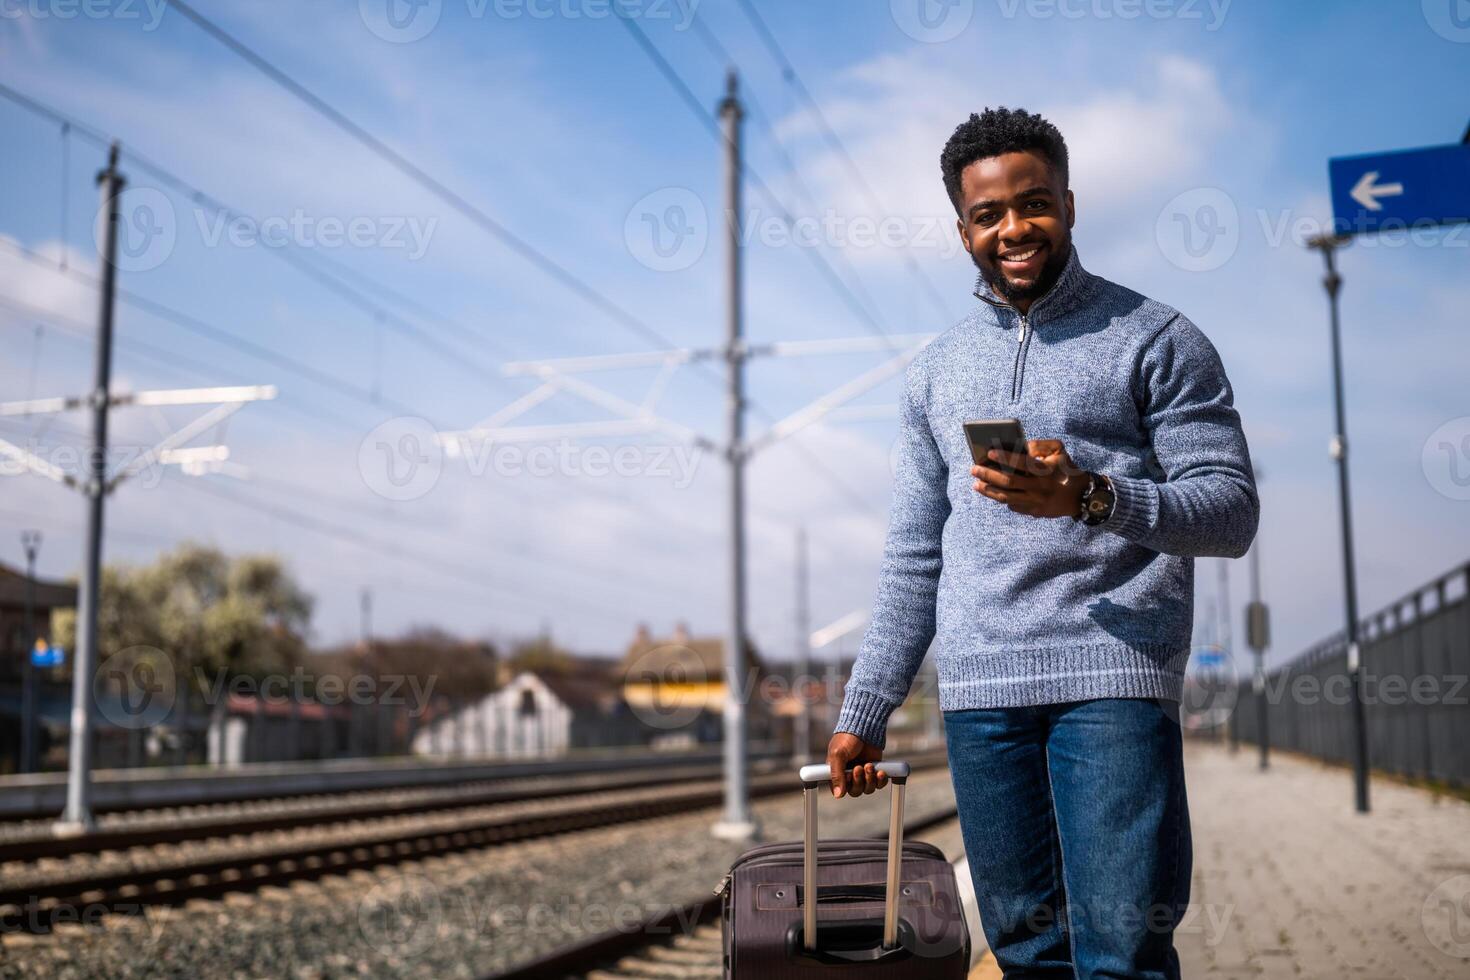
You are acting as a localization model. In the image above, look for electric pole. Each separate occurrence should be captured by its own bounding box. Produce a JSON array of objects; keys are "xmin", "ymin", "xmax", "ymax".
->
[
  {"xmin": 713, "ymin": 71, "xmax": 757, "ymax": 841},
  {"xmin": 60, "ymin": 143, "xmax": 123, "ymax": 832},
  {"xmin": 20, "ymin": 530, "xmax": 41, "ymax": 773},
  {"xmin": 1307, "ymin": 233, "xmax": 1369, "ymax": 813}
]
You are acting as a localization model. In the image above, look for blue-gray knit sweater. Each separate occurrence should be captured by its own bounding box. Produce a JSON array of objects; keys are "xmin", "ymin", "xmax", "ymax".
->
[{"xmin": 834, "ymin": 246, "xmax": 1259, "ymax": 748}]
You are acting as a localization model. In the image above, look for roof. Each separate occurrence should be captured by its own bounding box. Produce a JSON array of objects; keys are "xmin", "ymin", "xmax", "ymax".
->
[
  {"xmin": 0, "ymin": 563, "xmax": 79, "ymax": 610},
  {"xmin": 533, "ymin": 669, "xmax": 621, "ymax": 710}
]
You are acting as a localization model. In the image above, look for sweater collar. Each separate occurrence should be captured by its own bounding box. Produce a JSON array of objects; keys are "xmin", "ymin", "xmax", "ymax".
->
[{"xmin": 972, "ymin": 243, "xmax": 1089, "ymax": 322}]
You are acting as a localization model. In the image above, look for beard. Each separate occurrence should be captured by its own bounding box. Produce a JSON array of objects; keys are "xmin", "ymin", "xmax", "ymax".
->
[{"xmin": 974, "ymin": 238, "xmax": 1070, "ymax": 307}]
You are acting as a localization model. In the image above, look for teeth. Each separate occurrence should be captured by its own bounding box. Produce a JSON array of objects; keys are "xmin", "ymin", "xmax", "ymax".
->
[{"xmin": 1003, "ymin": 248, "xmax": 1039, "ymax": 262}]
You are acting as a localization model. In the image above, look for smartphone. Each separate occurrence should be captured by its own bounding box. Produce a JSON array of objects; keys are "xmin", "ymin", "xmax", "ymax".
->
[{"xmin": 964, "ymin": 418, "xmax": 1028, "ymax": 475}]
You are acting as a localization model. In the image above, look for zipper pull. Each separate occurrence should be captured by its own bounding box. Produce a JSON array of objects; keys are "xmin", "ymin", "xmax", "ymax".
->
[
  {"xmin": 1018, "ymin": 317, "xmax": 1027, "ymax": 343},
  {"xmin": 714, "ymin": 873, "xmax": 732, "ymax": 897}
]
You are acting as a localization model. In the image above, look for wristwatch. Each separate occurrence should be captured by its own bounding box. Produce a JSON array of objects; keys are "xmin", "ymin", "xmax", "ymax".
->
[{"xmin": 1074, "ymin": 471, "xmax": 1117, "ymax": 526}]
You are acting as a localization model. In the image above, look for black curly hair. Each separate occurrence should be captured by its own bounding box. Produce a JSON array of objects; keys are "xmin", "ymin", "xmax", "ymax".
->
[{"xmin": 940, "ymin": 108, "xmax": 1069, "ymax": 216}]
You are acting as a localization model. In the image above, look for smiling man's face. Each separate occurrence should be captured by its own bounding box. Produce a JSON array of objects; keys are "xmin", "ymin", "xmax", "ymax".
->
[{"xmin": 955, "ymin": 150, "xmax": 1075, "ymax": 313}]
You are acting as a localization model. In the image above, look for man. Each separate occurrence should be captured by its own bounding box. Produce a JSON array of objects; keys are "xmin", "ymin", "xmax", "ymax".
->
[{"xmin": 826, "ymin": 107, "xmax": 1258, "ymax": 979}]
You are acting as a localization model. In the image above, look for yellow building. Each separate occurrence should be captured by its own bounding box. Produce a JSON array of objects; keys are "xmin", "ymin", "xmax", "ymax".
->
[{"xmin": 620, "ymin": 622, "xmax": 770, "ymax": 744}]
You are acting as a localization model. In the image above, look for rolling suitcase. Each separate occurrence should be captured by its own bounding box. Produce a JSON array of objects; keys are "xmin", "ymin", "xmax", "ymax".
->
[{"xmin": 717, "ymin": 761, "xmax": 971, "ymax": 978}]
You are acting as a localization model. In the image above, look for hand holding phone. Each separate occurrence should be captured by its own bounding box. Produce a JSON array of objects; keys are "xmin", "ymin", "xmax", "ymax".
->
[{"xmin": 964, "ymin": 419, "xmax": 1029, "ymax": 475}]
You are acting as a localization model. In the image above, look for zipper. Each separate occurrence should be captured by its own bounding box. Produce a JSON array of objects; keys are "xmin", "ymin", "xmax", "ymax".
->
[{"xmin": 1010, "ymin": 314, "xmax": 1029, "ymax": 402}]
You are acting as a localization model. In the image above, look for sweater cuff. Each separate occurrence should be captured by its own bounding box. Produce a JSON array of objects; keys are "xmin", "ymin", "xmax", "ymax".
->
[
  {"xmin": 834, "ymin": 687, "xmax": 901, "ymax": 750},
  {"xmin": 1101, "ymin": 472, "xmax": 1160, "ymax": 543}
]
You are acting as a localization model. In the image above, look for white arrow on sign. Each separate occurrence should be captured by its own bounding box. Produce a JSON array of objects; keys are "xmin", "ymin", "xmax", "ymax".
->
[{"xmin": 1350, "ymin": 170, "xmax": 1404, "ymax": 211}]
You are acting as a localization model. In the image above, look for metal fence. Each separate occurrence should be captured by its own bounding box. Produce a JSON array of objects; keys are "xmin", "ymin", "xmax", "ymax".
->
[{"xmin": 1229, "ymin": 562, "xmax": 1470, "ymax": 786}]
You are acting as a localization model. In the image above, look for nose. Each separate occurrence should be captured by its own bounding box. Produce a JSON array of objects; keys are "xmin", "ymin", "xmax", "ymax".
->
[{"xmin": 997, "ymin": 207, "xmax": 1030, "ymax": 243}]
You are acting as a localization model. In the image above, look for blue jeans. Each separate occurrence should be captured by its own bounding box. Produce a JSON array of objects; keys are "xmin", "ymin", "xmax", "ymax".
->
[{"xmin": 944, "ymin": 698, "xmax": 1191, "ymax": 979}]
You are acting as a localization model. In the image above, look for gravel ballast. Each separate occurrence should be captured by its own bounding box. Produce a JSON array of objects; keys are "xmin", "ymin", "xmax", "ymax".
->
[{"xmin": 0, "ymin": 768, "xmax": 959, "ymax": 979}]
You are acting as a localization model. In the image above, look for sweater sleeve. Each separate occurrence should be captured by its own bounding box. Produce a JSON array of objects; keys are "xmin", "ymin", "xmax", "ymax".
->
[
  {"xmin": 1103, "ymin": 313, "xmax": 1260, "ymax": 559},
  {"xmin": 833, "ymin": 360, "xmax": 950, "ymax": 749}
]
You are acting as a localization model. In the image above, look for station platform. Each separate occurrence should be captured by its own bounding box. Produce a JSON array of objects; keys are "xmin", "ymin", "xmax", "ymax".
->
[{"xmin": 966, "ymin": 741, "xmax": 1470, "ymax": 978}]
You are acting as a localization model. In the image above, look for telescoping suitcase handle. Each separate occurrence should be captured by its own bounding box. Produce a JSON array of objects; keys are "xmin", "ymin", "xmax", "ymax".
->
[{"xmin": 797, "ymin": 761, "xmax": 911, "ymax": 953}]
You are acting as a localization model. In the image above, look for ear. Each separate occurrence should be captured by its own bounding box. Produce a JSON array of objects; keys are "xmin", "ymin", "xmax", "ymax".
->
[
  {"xmin": 955, "ymin": 216, "xmax": 973, "ymax": 257},
  {"xmin": 1064, "ymin": 189, "xmax": 1076, "ymax": 230}
]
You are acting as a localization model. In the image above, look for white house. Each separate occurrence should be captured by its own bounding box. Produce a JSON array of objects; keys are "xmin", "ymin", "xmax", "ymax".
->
[{"xmin": 411, "ymin": 669, "xmax": 646, "ymax": 758}]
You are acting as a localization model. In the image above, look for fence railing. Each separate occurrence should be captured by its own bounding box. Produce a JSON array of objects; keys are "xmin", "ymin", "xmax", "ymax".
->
[{"xmin": 1228, "ymin": 561, "xmax": 1470, "ymax": 786}]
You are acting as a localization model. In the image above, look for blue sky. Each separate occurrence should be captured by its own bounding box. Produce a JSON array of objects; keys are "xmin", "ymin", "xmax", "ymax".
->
[{"xmin": 0, "ymin": 0, "xmax": 1467, "ymax": 675}]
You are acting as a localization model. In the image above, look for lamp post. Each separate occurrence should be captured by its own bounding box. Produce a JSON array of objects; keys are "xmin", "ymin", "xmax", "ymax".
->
[{"xmin": 1306, "ymin": 233, "xmax": 1369, "ymax": 814}]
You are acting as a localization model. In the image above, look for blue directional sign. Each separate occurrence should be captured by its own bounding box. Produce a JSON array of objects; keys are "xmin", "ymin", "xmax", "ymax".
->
[
  {"xmin": 31, "ymin": 641, "xmax": 64, "ymax": 668},
  {"xmin": 1329, "ymin": 142, "xmax": 1470, "ymax": 236}
]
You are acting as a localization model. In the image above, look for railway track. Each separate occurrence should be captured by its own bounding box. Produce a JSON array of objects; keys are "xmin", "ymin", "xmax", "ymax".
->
[
  {"xmin": 0, "ymin": 746, "xmax": 800, "ymax": 825},
  {"xmin": 0, "ymin": 757, "xmax": 792, "ymax": 863},
  {"xmin": 484, "ymin": 802, "xmax": 965, "ymax": 980},
  {"xmin": 0, "ymin": 752, "xmax": 948, "ymax": 933}
]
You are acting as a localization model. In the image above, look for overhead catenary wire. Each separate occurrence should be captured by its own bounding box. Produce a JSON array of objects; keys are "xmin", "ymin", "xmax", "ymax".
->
[
  {"xmin": 732, "ymin": 0, "xmax": 956, "ymax": 325},
  {"xmin": 615, "ymin": 13, "xmax": 896, "ymax": 350},
  {"xmin": 685, "ymin": 13, "xmax": 947, "ymax": 329},
  {"xmin": 612, "ymin": 16, "xmax": 888, "ymax": 519},
  {"xmin": 0, "ymin": 243, "xmax": 748, "ymax": 560},
  {"xmin": 151, "ymin": 7, "xmax": 881, "ymax": 520},
  {"xmin": 1, "ymin": 384, "xmax": 670, "ymax": 619},
  {"xmin": 165, "ymin": 0, "xmax": 687, "ymax": 358},
  {"xmin": 0, "ymin": 291, "xmax": 732, "ymax": 592},
  {"xmin": 0, "ymin": 292, "xmax": 366, "ymax": 434},
  {"xmin": 0, "ymin": 80, "xmax": 521, "ymax": 387},
  {"xmin": 0, "ymin": 236, "xmax": 428, "ymax": 421},
  {"xmin": 0, "ymin": 79, "xmax": 880, "ymax": 653},
  {"xmin": 177, "ymin": 476, "xmax": 639, "ymax": 627}
]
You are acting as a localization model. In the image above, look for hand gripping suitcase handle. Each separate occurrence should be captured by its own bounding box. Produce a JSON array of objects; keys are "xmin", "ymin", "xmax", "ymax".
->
[{"xmin": 797, "ymin": 761, "xmax": 910, "ymax": 952}]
